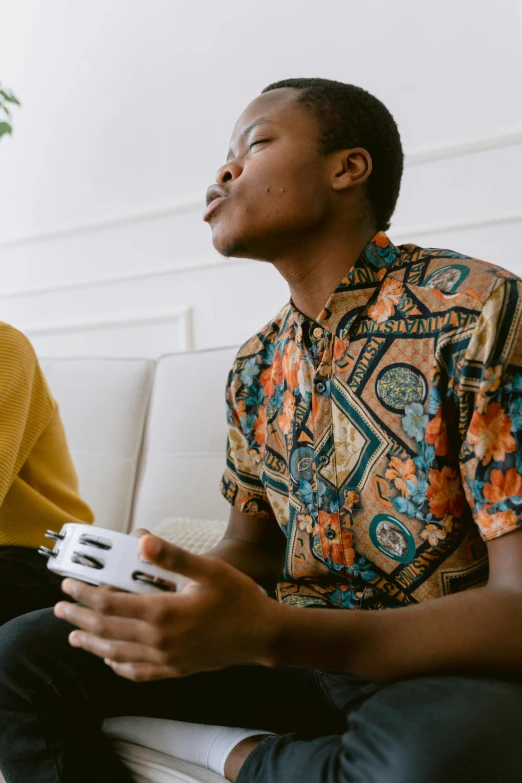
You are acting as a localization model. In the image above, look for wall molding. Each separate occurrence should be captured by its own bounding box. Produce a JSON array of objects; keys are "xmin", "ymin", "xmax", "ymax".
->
[
  {"xmin": 0, "ymin": 122, "xmax": 521, "ymax": 254},
  {"xmin": 405, "ymin": 124, "xmax": 522, "ymax": 166},
  {"xmin": 0, "ymin": 210, "xmax": 520, "ymax": 302},
  {"xmin": 391, "ymin": 210, "xmax": 522, "ymax": 241},
  {"xmin": 19, "ymin": 306, "xmax": 193, "ymax": 350}
]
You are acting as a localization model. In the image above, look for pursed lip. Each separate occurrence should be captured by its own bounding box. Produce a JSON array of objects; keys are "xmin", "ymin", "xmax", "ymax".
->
[{"xmin": 203, "ymin": 185, "xmax": 229, "ymax": 222}]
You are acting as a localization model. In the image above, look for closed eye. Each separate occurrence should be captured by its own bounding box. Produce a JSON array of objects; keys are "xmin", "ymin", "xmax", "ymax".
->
[{"xmin": 249, "ymin": 139, "xmax": 271, "ymax": 150}]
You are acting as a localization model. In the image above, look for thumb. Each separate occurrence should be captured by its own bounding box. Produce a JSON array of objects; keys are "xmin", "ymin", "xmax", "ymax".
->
[{"xmin": 139, "ymin": 534, "xmax": 222, "ymax": 585}]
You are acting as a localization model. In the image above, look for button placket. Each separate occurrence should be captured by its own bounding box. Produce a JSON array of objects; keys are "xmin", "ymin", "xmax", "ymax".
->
[{"xmin": 311, "ymin": 332, "xmax": 343, "ymax": 563}]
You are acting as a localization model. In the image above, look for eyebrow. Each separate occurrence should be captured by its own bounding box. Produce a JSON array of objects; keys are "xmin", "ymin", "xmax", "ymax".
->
[{"xmin": 227, "ymin": 118, "xmax": 274, "ymax": 161}]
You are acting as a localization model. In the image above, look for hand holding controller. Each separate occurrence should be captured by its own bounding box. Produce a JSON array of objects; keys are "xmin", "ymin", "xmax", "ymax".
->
[{"xmin": 39, "ymin": 523, "xmax": 185, "ymax": 594}]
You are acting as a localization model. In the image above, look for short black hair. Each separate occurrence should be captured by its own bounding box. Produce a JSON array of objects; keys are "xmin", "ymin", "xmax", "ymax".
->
[{"xmin": 262, "ymin": 78, "xmax": 403, "ymax": 232}]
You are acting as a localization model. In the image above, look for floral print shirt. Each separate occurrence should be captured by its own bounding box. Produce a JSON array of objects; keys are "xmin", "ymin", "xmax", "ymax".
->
[{"xmin": 220, "ymin": 232, "xmax": 522, "ymax": 609}]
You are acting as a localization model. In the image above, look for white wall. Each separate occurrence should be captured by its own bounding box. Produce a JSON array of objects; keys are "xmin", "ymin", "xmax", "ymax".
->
[{"xmin": 0, "ymin": 0, "xmax": 521, "ymax": 358}]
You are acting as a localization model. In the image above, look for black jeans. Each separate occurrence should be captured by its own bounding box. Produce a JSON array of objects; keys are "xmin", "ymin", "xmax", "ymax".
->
[
  {"xmin": 0, "ymin": 546, "xmax": 65, "ymax": 627},
  {"xmin": 0, "ymin": 608, "xmax": 522, "ymax": 782}
]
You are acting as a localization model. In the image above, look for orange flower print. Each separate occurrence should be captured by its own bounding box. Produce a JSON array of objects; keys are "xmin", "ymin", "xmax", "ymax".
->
[
  {"xmin": 230, "ymin": 398, "xmax": 246, "ymax": 428},
  {"xmin": 483, "ymin": 468, "xmax": 522, "ymax": 504},
  {"xmin": 427, "ymin": 466, "xmax": 464, "ymax": 519},
  {"xmin": 476, "ymin": 365, "xmax": 503, "ymax": 414},
  {"xmin": 334, "ymin": 337, "xmax": 347, "ymax": 361},
  {"xmin": 421, "ymin": 524, "xmax": 446, "ymax": 546},
  {"xmin": 420, "ymin": 515, "xmax": 453, "ymax": 547},
  {"xmin": 278, "ymin": 390, "xmax": 295, "ymax": 435},
  {"xmin": 480, "ymin": 365, "xmax": 503, "ymax": 395},
  {"xmin": 368, "ymin": 278, "xmax": 404, "ymax": 324},
  {"xmin": 283, "ymin": 340, "xmax": 301, "ymax": 392},
  {"xmin": 477, "ymin": 507, "xmax": 518, "ymax": 539},
  {"xmin": 248, "ymin": 448, "xmax": 262, "ymax": 464},
  {"xmin": 259, "ymin": 350, "xmax": 285, "ymax": 399},
  {"xmin": 318, "ymin": 511, "xmax": 355, "ymax": 567},
  {"xmin": 253, "ymin": 405, "xmax": 267, "ymax": 446},
  {"xmin": 385, "ymin": 456, "xmax": 417, "ymax": 497},
  {"xmin": 343, "ymin": 490, "xmax": 359, "ymax": 512},
  {"xmin": 374, "ymin": 231, "xmax": 390, "ymax": 249},
  {"xmin": 297, "ymin": 513, "xmax": 315, "ymax": 534},
  {"xmin": 426, "ymin": 407, "xmax": 449, "ymax": 457},
  {"xmin": 467, "ymin": 402, "xmax": 516, "ymax": 465}
]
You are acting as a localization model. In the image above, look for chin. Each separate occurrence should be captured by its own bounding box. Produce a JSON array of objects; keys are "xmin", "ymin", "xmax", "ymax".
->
[
  {"xmin": 210, "ymin": 220, "xmax": 271, "ymax": 261},
  {"xmin": 211, "ymin": 225, "xmax": 249, "ymax": 258}
]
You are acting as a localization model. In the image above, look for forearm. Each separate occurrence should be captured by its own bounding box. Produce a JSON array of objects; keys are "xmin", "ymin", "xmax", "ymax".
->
[
  {"xmin": 206, "ymin": 537, "xmax": 283, "ymax": 590},
  {"xmin": 270, "ymin": 586, "xmax": 522, "ymax": 683}
]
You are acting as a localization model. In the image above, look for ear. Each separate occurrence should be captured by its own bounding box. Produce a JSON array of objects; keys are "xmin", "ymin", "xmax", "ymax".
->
[{"xmin": 330, "ymin": 148, "xmax": 372, "ymax": 192}]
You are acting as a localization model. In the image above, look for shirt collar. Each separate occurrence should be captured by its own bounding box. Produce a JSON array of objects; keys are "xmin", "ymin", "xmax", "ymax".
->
[{"xmin": 288, "ymin": 232, "xmax": 400, "ymax": 340}]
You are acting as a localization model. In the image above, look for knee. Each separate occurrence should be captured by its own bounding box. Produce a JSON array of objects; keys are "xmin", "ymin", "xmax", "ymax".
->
[
  {"xmin": 342, "ymin": 677, "xmax": 522, "ymax": 783},
  {"xmin": 0, "ymin": 608, "xmax": 68, "ymax": 693}
]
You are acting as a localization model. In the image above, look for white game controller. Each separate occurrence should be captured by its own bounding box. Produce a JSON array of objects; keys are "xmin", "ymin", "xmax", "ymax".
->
[{"xmin": 39, "ymin": 523, "xmax": 187, "ymax": 595}]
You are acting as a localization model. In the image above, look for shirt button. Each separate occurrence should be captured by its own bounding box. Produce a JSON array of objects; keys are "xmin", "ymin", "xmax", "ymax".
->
[
  {"xmin": 318, "ymin": 455, "xmax": 329, "ymax": 467},
  {"xmin": 312, "ymin": 327, "xmax": 323, "ymax": 339},
  {"xmin": 315, "ymin": 381, "xmax": 326, "ymax": 394},
  {"xmin": 325, "ymin": 529, "xmax": 335, "ymax": 540}
]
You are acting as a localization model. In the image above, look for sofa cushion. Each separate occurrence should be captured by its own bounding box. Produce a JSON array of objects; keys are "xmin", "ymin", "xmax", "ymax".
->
[
  {"xmin": 40, "ymin": 357, "xmax": 155, "ymax": 533},
  {"xmin": 152, "ymin": 517, "xmax": 228, "ymax": 553},
  {"xmin": 111, "ymin": 740, "xmax": 226, "ymax": 783},
  {"xmin": 131, "ymin": 347, "xmax": 238, "ymax": 531}
]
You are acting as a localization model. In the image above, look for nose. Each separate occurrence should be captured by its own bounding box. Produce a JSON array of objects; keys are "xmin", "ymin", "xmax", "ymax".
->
[{"xmin": 215, "ymin": 160, "xmax": 242, "ymax": 185}]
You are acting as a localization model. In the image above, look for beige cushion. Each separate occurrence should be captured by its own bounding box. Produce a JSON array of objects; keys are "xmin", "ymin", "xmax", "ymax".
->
[
  {"xmin": 151, "ymin": 517, "xmax": 228, "ymax": 553},
  {"xmin": 131, "ymin": 347, "xmax": 238, "ymax": 531},
  {"xmin": 40, "ymin": 357, "xmax": 155, "ymax": 532}
]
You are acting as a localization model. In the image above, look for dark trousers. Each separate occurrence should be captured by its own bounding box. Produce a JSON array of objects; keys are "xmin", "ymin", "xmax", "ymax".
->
[
  {"xmin": 1, "ymin": 608, "xmax": 522, "ymax": 782},
  {"xmin": 0, "ymin": 545, "xmax": 65, "ymax": 627}
]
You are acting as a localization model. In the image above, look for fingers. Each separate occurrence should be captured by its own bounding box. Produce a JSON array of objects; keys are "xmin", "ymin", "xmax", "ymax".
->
[
  {"xmin": 68, "ymin": 631, "xmax": 163, "ymax": 666},
  {"xmin": 140, "ymin": 536, "xmax": 224, "ymax": 586},
  {"xmin": 130, "ymin": 528, "xmax": 152, "ymax": 539},
  {"xmin": 60, "ymin": 578, "xmax": 169, "ymax": 621},
  {"xmin": 54, "ymin": 600, "xmax": 149, "ymax": 643},
  {"xmin": 105, "ymin": 660, "xmax": 178, "ymax": 682}
]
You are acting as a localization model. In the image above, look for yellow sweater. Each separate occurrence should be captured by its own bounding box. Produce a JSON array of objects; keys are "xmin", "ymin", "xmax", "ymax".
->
[{"xmin": 0, "ymin": 323, "xmax": 94, "ymax": 549}]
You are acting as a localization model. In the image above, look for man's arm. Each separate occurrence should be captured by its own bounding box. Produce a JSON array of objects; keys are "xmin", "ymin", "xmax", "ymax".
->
[
  {"xmin": 206, "ymin": 507, "xmax": 286, "ymax": 590},
  {"xmin": 55, "ymin": 525, "xmax": 522, "ymax": 683},
  {"xmin": 270, "ymin": 528, "xmax": 522, "ymax": 682}
]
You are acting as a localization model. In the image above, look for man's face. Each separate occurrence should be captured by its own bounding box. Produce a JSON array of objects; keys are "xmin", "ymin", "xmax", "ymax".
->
[{"xmin": 204, "ymin": 88, "xmax": 331, "ymax": 260}]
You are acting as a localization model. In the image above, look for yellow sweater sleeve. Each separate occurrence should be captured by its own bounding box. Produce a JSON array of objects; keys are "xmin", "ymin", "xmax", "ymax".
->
[{"xmin": 0, "ymin": 323, "xmax": 94, "ymax": 549}]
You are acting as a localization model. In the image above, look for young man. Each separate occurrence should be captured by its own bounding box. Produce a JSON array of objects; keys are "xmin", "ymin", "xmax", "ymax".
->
[
  {"xmin": 0, "ymin": 323, "xmax": 94, "ymax": 626},
  {"xmin": 1, "ymin": 78, "xmax": 522, "ymax": 783}
]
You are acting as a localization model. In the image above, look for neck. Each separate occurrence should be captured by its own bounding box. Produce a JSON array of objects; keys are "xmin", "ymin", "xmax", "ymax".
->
[{"xmin": 272, "ymin": 221, "xmax": 377, "ymax": 321}]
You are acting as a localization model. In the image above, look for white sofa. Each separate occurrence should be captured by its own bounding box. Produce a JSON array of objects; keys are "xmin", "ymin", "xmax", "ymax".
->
[{"xmin": 37, "ymin": 345, "xmax": 242, "ymax": 783}]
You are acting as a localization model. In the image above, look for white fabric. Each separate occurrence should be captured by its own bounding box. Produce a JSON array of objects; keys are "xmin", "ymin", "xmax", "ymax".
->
[
  {"xmin": 131, "ymin": 347, "xmax": 238, "ymax": 531},
  {"xmin": 152, "ymin": 518, "xmax": 228, "ymax": 554},
  {"xmin": 40, "ymin": 357, "xmax": 155, "ymax": 532},
  {"xmin": 104, "ymin": 717, "xmax": 272, "ymax": 777},
  {"xmin": 111, "ymin": 740, "xmax": 226, "ymax": 783}
]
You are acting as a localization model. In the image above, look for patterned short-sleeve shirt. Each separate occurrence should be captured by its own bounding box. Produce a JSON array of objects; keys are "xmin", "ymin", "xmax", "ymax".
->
[{"xmin": 220, "ymin": 232, "xmax": 522, "ymax": 610}]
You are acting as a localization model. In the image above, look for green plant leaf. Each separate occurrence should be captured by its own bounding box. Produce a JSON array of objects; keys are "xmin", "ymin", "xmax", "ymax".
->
[
  {"xmin": 0, "ymin": 121, "xmax": 13, "ymax": 138},
  {"xmin": 0, "ymin": 89, "xmax": 21, "ymax": 106}
]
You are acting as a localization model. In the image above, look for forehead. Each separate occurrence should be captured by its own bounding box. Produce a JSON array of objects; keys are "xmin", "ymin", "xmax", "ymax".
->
[{"xmin": 229, "ymin": 88, "xmax": 308, "ymax": 143}]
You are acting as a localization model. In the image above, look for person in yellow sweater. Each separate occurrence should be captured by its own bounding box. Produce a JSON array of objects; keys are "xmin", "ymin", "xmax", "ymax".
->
[{"xmin": 0, "ymin": 322, "xmax": 94, "ymax": 626}]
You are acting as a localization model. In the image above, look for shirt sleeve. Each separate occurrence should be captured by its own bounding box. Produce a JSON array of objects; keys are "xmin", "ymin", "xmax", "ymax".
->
[
  {"xmin": 220, "ymin": 365, "xmax": 272, "ymax": 519},
  {"xmin": 459, "ymin": 276, "xmax": 522, "ymax": 541}
]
